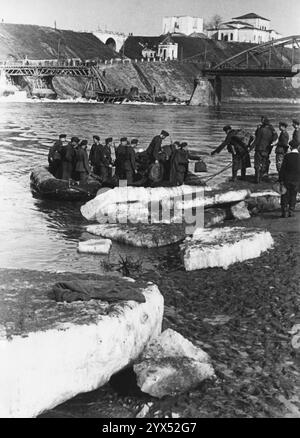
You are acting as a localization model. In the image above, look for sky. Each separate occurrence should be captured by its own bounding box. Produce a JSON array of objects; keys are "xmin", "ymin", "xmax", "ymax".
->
[{"xmin": 0, "ymin": 0, "xmax": 299, "ymax": 36}]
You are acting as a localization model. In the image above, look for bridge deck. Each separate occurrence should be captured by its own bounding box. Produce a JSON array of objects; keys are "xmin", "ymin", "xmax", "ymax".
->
[
  {"xmin": 203, "ymin": 68, "xmax": 300, "ymax": 78},
  {"xmin": 0, "ymin": 66, "xmax": 93, "ymax": 77}
]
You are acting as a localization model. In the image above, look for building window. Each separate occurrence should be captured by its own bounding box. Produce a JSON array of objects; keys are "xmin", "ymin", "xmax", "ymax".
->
[
  {"xmin": 224, "ymin": 34, "xmax": 228, "ymax": 42},
  {"xmin": 221, "ymin": 33, "xmax": 224, "ymax": 40},
  {"xmin": 230, "ymin": 33, "xmax": 233, "ymax": 41}
]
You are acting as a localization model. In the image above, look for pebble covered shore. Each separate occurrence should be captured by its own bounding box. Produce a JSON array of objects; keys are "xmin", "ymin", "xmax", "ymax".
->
[{"xmin": 41, "ymin": 210, "xmax": 300, "ymax": 418}]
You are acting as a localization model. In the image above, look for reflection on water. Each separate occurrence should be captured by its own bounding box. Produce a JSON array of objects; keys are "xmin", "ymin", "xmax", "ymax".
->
[{"xmin": 0, "ymin": 101, "xmax": 299, "ymax": 273}]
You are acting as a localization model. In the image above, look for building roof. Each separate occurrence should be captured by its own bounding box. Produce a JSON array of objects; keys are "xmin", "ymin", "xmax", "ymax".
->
[
  {"xmin": 189, "ymin": 32, "xmax": 208, "ymax": 38},
  {"xmin": 163, "ymin": 15, "xmax": 202, "ymax": 19},
  {"xmin": 160, "ymin": 35, "xmax": 177, "ymax": 45},
  {"xmin": 232, "ymin": 13, "xmax": 270, "ymax": 21},
  {"xmin": 226, "ymin": 20, "xmax": 255, "ymax": 27}
]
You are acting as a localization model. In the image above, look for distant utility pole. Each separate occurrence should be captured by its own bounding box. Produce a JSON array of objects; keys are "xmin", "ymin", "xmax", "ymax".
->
[
  {"xmin": 57, "ymin": 38, "xmax": 61, "ymax": 61},
  {"xmin": 54, "ymin": 20, "xmax": 57, "ymax": 30}
]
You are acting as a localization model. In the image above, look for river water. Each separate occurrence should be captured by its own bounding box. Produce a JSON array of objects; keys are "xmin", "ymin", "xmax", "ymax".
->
[{"xmin": 0, "ymin": 101, "xmax": 299, "ymax": 274}]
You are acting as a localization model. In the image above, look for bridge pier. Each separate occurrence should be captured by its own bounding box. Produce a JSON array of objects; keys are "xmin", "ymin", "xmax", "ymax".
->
[
  {"xmin": 28, "ymin": 76, "xmax": 57, "ymax": 99},
  {"xmin": 189, "ymin": 75, "xmax": 222, "ymax": 107}
]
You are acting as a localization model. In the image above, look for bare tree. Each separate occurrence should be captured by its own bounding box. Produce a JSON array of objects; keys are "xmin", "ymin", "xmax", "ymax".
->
[{"xmin": 204, "ymin": 14, "xmax": 223, "ymax": 30}]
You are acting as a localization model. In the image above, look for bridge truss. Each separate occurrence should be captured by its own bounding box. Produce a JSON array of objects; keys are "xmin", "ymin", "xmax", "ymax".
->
[
  {"xmin": 0, "ymin": 65, "xmax": 93, "ymax": 78},
  {"xmin": 204, "ymin": 35, "xmax": 300, "ymax": 77}
]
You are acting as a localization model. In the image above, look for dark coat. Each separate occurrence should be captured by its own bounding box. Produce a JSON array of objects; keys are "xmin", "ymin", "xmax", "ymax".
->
[
  {"xmin": 89, "ymin": 143, "xmax": 102, "ymax": 167},
  {"xmin": 279, "ymin": 151, "xmax": 300, "ymax": 189},
  {"xmin": 99, "ymin": 145, "xmax": 112, "ymax": 167},
  {"xmin": 115, "ymin": 144, "xmax": 136, "ymax": 174},
  {"xmin": 254, "ymin": 124, "xmax": 278, "ymax": 153},
  {"xmin": 170, "ymin": 148, "xmax": 189, "ymax": 186},
  {"xmin": 212, "ymin": 130, "xmax": 251, "ymax": 169},
  {"xmin": 48, "ymin": 140, "xmax": 63, "ymax": 164},
  {"xmin": 75, "ymin": 147, "xmax": 90, "ymax": 173},
  {"xmin": 146, "ymin": 135, "xmax": 163, "ymax": 163},
  {"xmin": 290, "ymin": 129, "xmax": 300, "ymax": 150},
  {"xmin": 276, "ymin": 131, "xmax": 290, "ymax": 154},
  {"xmin": 62, "ymin": 143, "xmax": 76, "ymax": 163}
]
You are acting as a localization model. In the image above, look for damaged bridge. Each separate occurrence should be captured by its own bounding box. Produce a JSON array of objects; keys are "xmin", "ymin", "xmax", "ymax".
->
[
  {"xmin": 189, "ymin": 35, "xmax": 300, "ymax": 106},
  {"xmin": 0, "ymin": 61, "xmax": 107, "ymax": 99}
]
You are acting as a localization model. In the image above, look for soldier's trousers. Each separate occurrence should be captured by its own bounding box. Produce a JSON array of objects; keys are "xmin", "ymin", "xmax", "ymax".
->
[
  {"xmin": 281, "ymin": 183, "xmax": 298, "ymax": 214},
  {"xmin": 49, "ymin": 160, "xmax": 61, "ymax": 178},
  {"xmin": 62, "ymin": 162, "xmax": 73, "ymax": 181},
  {"xmin": 254, "ymin": 151, "xmax": 269, "ymax": 181}
]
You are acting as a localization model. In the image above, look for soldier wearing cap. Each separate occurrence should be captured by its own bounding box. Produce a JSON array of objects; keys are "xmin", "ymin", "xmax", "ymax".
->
[
  {"xmin": 290, "ymin": 119, "xmax": 300, "ymax": 152},
  {"xmin": 48, "ymin": 134, "xmax": 67, "ymax": 178},
  {"xmin": 115, "ymin": 137, "xmax": 137, "ymax": 185},
  {"xmin": 98, "ymin": 137, "xmax": 113, "ymax": 182},
  {"xmin": 62, "ymin": 136, "xmax": 79, "ymax": 181},
  {"xmin": 253, "ymin": 116, "xmax": 278, "ymax": 183},
  {"xmin": 89, "ymin": 135, "xmax": 102, "ymax": 176},
  {"xmin": 279, "ymin": 140, "xmax": 300, "ymax": 218},
  {"xmin": 275, "ymin": 122, "xmax": 289, "ymax": 173},
  {"xmin": 211, "ymin": 125, "xmax": 252, "ymax": 182},
  {"xmin": 75, "ymin": 140, "xmax": 90, "ymax": 184},
  {"xmin": 145, "ymin": 130, "xmax": 170, "ymax": 164}
]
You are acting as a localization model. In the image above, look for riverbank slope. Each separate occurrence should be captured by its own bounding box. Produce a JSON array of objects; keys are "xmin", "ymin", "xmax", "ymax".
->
[{"xmin": 0, "ymin": 23, "xmax": 299, "ymax": 101}]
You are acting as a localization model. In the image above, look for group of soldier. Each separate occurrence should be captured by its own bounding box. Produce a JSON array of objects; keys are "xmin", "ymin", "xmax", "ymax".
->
[
  {"xmin": 48, "ymin": 130, "xmax": 190, "ymax": 187},
  {"xmin": 211, "ymin": 117, "xmax": 300, "ymax": 183},
  {"xmin": 211, "ymin": 116, "xmax": 300, "ymax": 217}
]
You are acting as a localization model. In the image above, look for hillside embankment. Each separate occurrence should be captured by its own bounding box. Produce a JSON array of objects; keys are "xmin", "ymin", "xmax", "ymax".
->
[
  {"xmin": 100, "ymin": 61, "xmax": 300, "ymax": 102},
  {"xmin": 0, "ymin": 23, "xmax": 299, "ymax": 101}
]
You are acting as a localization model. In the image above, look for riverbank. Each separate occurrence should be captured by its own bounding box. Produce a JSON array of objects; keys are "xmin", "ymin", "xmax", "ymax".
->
[
  {"xmin": 1, "ymin": 101, "xmax": 299, "ymax": 418},
  {"xmin": 1, "ymin": 23, "xmax": 300, "ymax": 101},
  {"xmin": 225, "ymin": 97, "xmax": 300, "ymax": 104},
  {"xmin": 37, "ymin": 208, "xmax": 300, "ymax": 419}
]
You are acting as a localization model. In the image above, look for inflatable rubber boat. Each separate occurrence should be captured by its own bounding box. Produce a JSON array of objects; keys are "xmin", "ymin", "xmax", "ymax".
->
[{"xmin": 30, "ymin": 167, "xmax": 101, "ymax": 201}]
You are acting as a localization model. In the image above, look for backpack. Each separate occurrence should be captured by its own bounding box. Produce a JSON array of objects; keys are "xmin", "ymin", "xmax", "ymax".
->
[{"xmin": 232, "ymin": 129, "xmax": 253, "ymax": 147}]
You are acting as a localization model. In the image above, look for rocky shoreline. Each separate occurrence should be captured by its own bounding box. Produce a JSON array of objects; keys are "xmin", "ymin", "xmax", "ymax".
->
[
  {"xmin": 1, "ymin": 175, "xmax": 299, "ymax": 418},
  {"xmin": 41, "ymin": 209, "xmax": 300, "ymax": 418}
]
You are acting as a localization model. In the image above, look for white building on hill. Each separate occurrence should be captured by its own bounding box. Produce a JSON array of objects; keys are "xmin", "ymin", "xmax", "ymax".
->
[
  {"xmin": 206, "ymin": 13, "xmax": 282, "ymax": 44},
  {"xmin": 93, "ymin": 29, "xmax": 128, "ymax": 52},
  {"xmin": 163, "ymin": 16, "xmax": 204, "ymax": 36},
  {"xmin": 158, "ymin": 35, "xmax": 178, "ymax": 60}
]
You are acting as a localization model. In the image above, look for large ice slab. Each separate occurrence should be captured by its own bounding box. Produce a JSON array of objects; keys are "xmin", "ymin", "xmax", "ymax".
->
[
  {"xmin": 81, "ymin": 185, "xmax": 249, "ymax": 226},
  {"xmin": 0, "ymin": 270, "xmax": 164, "ymax": 418},
  {"xmin": 81, "ymin": 185, "xmax": 208, "ymax": 222},
  {"xmin": 180, "ymin": 227, "xmax": 274, "ymax": 271},
  {"xmin": 247, "ymin": 190, "xmax": 281, "ymax": 214},
  {"xmin": 134, "ymin": 329, "xmax": 215, "ymax": 398},
  {"xmin": 87, "ymin": 223, "xmax": 186, "ymax": 248},
  {"xmin": 86, "ymin": 208, "xmax": 227, "ymax": 248}
]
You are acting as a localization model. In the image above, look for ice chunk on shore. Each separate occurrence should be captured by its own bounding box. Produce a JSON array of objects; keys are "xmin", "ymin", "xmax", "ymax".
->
[
  {"xmin": 81, "ymin": 185, "xmax": 208, "ymax": 222},
  {"xmin": 134, "ymin": 329, "xmax": 215, "ymax": 398},
  {"xmin": 0, "ymin": 276, "xmax": 163, "ymax": 418},
  {"xmin": 86, "ymin": 207, "xmax": 227, "ymax": 247},
  {"xmin": 181, "ymin": 227, "xmax": 274, "ymax": 271},
  {"xmin": 78, "ymin": 238, "xmax": 112, "ymax": 255}
]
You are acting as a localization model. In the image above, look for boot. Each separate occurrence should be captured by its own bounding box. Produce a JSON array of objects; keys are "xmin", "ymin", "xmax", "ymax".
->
[
  {"xmin": 255, "ymin": 170, "xmax": 261, "ymax": 184},
  {"xmin": 229, "ymin": 170, "xmax": 238, "ymax": 182}
]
